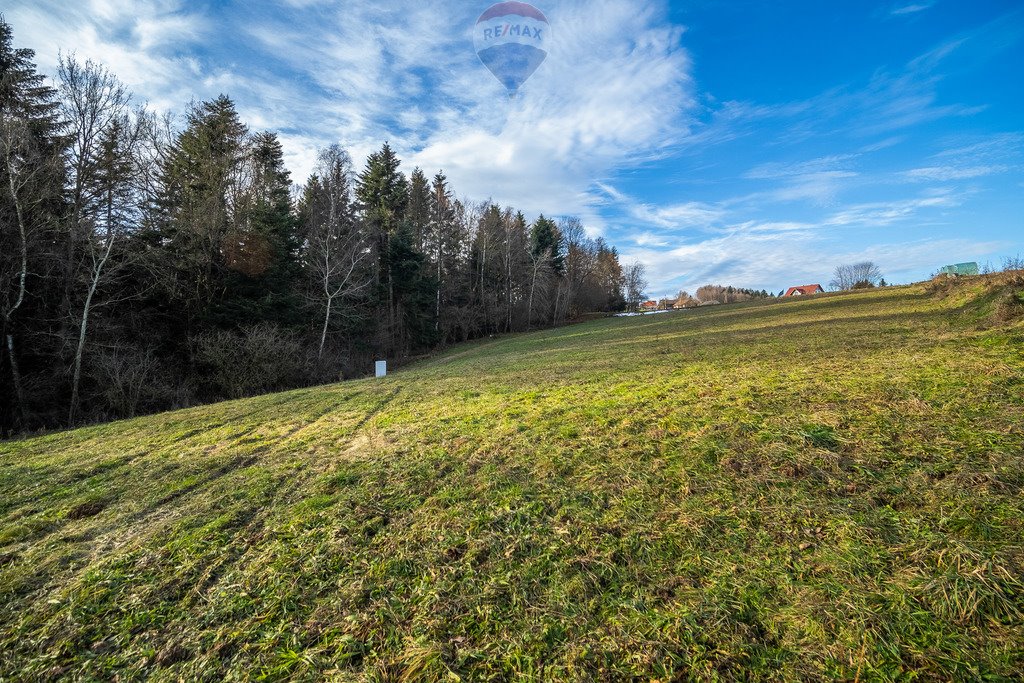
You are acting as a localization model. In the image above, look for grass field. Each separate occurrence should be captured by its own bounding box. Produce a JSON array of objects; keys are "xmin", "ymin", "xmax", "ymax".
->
[{"xmin": 2, "ymin": 276, "xmax": 1023, "ymax": 681}]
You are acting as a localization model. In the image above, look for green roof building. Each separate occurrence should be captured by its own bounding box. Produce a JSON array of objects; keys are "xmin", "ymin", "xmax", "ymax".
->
[{"xmin": 938, "ymin": 262, "xmax": 980, "ymax": 276}]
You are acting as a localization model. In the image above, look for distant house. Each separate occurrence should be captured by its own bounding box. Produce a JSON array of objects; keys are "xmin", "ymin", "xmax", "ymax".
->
[
  {"xmin": 657, "ymin": 298, "xmax": 677, "ymax": 310},
  {"xmin": 639, "ymin": 300, "xmax": 658, "ymax": 311},
  {"xmin": 783, "ymin": 284, "xmax": 824, "ymax": 297}
]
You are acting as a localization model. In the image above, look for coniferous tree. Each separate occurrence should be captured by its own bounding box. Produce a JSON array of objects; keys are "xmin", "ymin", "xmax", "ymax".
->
[
  {"xmin": 527, "ymin": 215, "xmax": 561, "ymax": 327},
  {"xmin": 155, "ymin": 95, "xmax": 250, "ymax": 343},
  {"xmin": 356, "ymin": 142, "xmax": 408, "ymax": 351},
  {"xmin": 428, "ymin": 171, "xmax": 457, "ymax": 337},
  {"xmin": 215, "ymin": 130, "xmax": 301, "ymax": 328},
  {"xmin": 406, "ymin": 167, "xmax": 430, "ymax": 254},
  {"xmin": 504, "ymin": 209, "xmax": 530, "ymax": 330},
  {"xmin": 472, "ymin": 203, "xmax": 504, "ymax": 334}
]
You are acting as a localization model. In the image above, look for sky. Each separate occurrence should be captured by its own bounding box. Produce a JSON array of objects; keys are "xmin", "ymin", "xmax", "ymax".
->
[{"xmin": 6, "ymin": 0, "xmax": 1023, "ymax": 297}]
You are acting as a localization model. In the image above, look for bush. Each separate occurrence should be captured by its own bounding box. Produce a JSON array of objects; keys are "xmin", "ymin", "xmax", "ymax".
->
[
  {"xmin": 195, "ymin": 323, "xmax": 304, "ymax": 399},
  {"xmin": 88, "ymin": 346, "xmax": 179, "ymax": 418}
]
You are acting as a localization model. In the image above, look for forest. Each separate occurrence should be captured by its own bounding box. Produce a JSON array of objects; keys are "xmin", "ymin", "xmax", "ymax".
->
[{"xmin": 0, "ymin": 19, "xmax": 632, "ymax": 436}]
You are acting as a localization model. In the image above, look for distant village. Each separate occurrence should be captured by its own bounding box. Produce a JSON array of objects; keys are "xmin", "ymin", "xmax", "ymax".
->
[{"xmin": 635, "ymin": 260, "xmax": 986, "ymax": 313}]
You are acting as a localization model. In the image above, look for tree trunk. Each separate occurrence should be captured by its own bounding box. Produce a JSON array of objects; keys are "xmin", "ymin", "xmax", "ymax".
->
[
  {"xmin": 6, "ymin": 333, "xmax": 25, "ymax": 425},
  {"xmin": 527, "ymin": 261, "xmax": 538, "ymax": 330},
  {"xmin": 69, "ymin": 187, "xmax": 118, "ymax": 426},
  {"xmin": 506, "ymin": 238, "xmax": 513, "ymax": 333},
  {"xmin": 4, "ymin": 141, "xmax": 31, "ymax": 426},
  {"xmin": 436, "ymin": 238, "xmax": 441, "ymax": 335},
  {"xmin": 319, "ymin": 295, "xmax": 333, "ymax": 359},
  {"xmin": 68, "ymin": 277, "xmax": 98, "ymax": 425}
]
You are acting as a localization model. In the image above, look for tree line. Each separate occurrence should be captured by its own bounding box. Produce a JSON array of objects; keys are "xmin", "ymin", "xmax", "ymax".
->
[
  {"xmin": 0, "ymin": 20, "xmax": 629, "ymax": 435},
  {"xmin": 666, "ymin": 285, "xmax": 773, "ymax": 308}
]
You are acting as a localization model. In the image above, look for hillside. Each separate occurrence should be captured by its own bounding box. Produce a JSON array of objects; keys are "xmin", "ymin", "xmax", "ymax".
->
[{"xmin": 2, "ymin": 278, "xmax": 1023, "ymax": 681}]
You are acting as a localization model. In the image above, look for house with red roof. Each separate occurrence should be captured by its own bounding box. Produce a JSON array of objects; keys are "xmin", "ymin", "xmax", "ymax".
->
[{"xmin": 783, "ymin": 284, "xmax": 824, "ymax": 297}]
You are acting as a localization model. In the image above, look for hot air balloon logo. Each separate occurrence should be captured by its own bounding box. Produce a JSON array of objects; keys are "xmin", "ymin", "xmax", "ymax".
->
[{"xmin": 474, "ymin": 2, "xmax": 549, "ymax": 96}]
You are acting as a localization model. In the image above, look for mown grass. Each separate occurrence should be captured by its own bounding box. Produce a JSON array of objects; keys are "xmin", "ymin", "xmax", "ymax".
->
[{"xmin": 1, "ymin": 276, "xmax": 1023, "ymax": 681}]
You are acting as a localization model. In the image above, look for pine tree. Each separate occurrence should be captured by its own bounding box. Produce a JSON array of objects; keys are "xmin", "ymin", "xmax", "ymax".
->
[
  {"xmin": 527, "ymin": 215, "xmax": 563, "ymax": 326},
  {"xmin": 530, "ymin": 215, "xmax": 563, "ymax": 274},
  {"xmin": 472, "ymin": 203, "xmax": 503, "ymax": 334}
]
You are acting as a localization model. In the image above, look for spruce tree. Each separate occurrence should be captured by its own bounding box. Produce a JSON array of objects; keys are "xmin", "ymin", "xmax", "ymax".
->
[
  {"xmin": 356, "ymin": 143, "xmax": 410, "ymax": 352},
  {"xmin": 155, "ymin": 95, "xmax": 249, "ymax": 339},
  {"xmin": 406, "ymin": 167, "xmax": 430, "ymax": 254},
  {"xmin": 215, "ymin": 131, "xmax": 301, "ymax": 327},
  {"xmin": 530, "ymin": 215, "xmax": 563, "ymax": 275},
  {"xmin": 429, "ymin": 171, "xmax": 457, "ymax": 336}
]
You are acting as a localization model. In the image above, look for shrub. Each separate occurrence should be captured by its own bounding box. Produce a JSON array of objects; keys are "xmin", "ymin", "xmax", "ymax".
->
[
  {"xmin": 88, "ymin": 346, "xmax": 170, "ymax": 418},
  {"xmin": 195, "ymin": 323, "xmax": 304, "ymax": 399}
]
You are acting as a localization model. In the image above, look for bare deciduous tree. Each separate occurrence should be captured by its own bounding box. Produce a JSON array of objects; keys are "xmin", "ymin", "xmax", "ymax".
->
[
  {"xmin": 1, "ymin": 115, "xmax": 60, "ymax": 422},
  {"xmin": 675, "ymin": 290, "xmax": 698, "ymax": 308},
  {"xmin": 1002, "ymin": 254, "xmax": 1024, "ymax": 272},
  {"xmin": 60, "ymin": 56, "xmax": 148, "ymax": 424},
  {"xmin": 526, "ymin": 247, "xmax": 554, "ymax": 329},
  {"xmin": 302, "ymin": 145, "xmax": 372, "ymax": 358},
  {"xmin": 624, "ymin": 261, "xmax": 648, "ymax": 311},
  {"xmin": 830, "ymin": 261, "xmax": 883, "ymax": 291},
  {"xmin": 559, "ymin": 216, "xmax": 601, "ymax": 320}
]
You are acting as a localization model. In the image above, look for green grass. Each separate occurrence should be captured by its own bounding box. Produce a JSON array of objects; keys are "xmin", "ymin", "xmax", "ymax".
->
[{"xmin": 2, "ymin": 278, "xmax": 1023, "ymax": 681}]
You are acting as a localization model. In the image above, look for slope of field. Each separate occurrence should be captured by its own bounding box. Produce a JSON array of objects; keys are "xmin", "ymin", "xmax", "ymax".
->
[{"xmin": 2, "ymin": 278, "xmax": 1023, "ymax": 681}]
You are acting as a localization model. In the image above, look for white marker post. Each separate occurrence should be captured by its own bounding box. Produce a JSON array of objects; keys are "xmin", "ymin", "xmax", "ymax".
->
[{"xmin": 375, "ymin": 360, "xmax": 387, "ymax": 378}]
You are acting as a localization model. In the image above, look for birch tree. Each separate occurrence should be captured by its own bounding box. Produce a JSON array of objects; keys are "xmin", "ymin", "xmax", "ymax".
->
[
  {"xmin": 59, "ymin": 56, "xmax": 145, "ymax": 424},
  {"xmin": 1, "ymin": 19, "xmax": 65, "ymax": 432},
  {"xmin": 301, "ymin": 145, "xmax": 371, "ymax": 358}
]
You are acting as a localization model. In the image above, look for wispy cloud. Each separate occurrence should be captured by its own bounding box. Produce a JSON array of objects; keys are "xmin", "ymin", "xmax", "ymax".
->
[
  {"xmin": 8, "ymin": 0, "xmax": 695, "ymax": 222},
  {"xmin": 742, "ymin": 156, "xmax": 861, "ymax": 205},
  {"xmin": 891, "ymin": 2, "xmax": 937, "ymax": 17},
  {"xmin": 6, "ymin": 0, "xmax": 210, "ymax": 113},
  {"xmin": 823, "ymin": 193, "xmax": 959, "ymax": 226},
  {"xmin": 597, "ymin": 182, "xmax": 724, "ymax": 231},
  {"xmin": 231, "ymin": 0, "xmax": 696, "ymax": 225},
  {"xmin": 903, "ymin": 165, "xmax": 1009, "ymax": 181}
]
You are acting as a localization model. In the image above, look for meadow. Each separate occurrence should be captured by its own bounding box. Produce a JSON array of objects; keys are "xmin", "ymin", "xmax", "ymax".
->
[{"xmin": 1, "ymin": 275, "xmax": 1022, "ymax": 681}]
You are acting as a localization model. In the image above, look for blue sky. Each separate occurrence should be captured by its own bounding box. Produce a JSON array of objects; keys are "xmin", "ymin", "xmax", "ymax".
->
[{"xmin": 7, "ymin": 0, "xmax": 1023, "ymax": 296}]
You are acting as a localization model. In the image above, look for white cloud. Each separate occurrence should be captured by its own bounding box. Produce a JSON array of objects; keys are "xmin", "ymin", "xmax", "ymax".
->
[
  {"xmin": 6, "ymin": 0, "xmax": 211, "ymax": 113},
  {"xmin": 824, "ymin": 194, "xmax": 959, "ymax": 226},
  {"xmin": 229, "ymin": 0, "xmax": 696, "ymax": 222},
  {"xmin": 891, "ymin": 2, "xmax": 937, "ymax": 17},
  {"xmin": 8, "ymin": 0, "xmax": 695, "ymax": 213},
  {"xmin": 903, "ymin": 165, "xmax": 1009, "ymax": 181}
]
